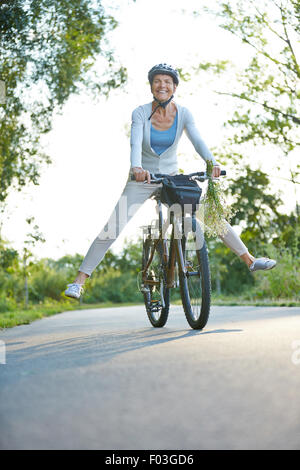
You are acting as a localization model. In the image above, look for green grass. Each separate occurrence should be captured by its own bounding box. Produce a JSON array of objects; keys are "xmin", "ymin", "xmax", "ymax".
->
[
  {"xmin": 172, "ymin": 293, "xmax": 300, "ymax": 307},
  {"xmin": 0, "ymin": 300, "xmax": 142, "ymax": 329},
  {"xmin": 211, "ymin": 293, "xmax": 300, "ymax": 307},
  {"xmin": 1, "ymin": 294, "xmax": 299, "ymax": 329}
]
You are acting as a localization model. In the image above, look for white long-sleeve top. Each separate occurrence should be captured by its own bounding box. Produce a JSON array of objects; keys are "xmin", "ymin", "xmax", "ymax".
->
[{"xmin": 130, "ymin": 102, "xmax": 217, "ymax": 174}]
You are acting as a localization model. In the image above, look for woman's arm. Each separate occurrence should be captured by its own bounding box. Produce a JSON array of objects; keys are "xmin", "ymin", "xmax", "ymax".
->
[
  {"xmin": 130, "ymin": 107, "xmax": 144, "ymax": 169},
  {"xmin": 130, "ymin": 107, "xmax": 151, "ymax": 182}
]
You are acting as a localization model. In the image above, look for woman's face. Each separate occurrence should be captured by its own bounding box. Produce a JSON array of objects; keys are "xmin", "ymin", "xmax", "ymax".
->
[{"xmin": 151, "ymin": 74, "xmax": 177, "ymax": 101}]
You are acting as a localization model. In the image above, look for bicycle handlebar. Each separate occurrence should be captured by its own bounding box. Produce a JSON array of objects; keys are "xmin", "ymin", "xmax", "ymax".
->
[{"xmin": 131, "ymin": 170, "xmax": 226, "ymax": 183}]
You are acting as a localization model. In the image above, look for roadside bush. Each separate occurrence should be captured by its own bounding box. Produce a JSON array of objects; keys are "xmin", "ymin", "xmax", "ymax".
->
[
  {"xmin": 252, "ymin": 244, "xmax": 300, "ymax": 300},
  {"xmin": 0, "ymin": 294, "xmax": 18, "ymax": 313},
  {"xmin": 29, "ymin": 262, "xmax": 67, "ymax": 301},
  {"xmin": 84, "ymin": 269, "xmax": 141, "ymax": 304}
]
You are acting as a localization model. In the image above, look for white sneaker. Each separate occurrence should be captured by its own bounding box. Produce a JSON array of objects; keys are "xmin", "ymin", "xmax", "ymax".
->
[
  {"xmin": 65, "ymin": 283, "xmax": 84, "ymax": 299},
  {"xmin": 249, "ymin": 257, "xmax": 277, "ymax": 272}
]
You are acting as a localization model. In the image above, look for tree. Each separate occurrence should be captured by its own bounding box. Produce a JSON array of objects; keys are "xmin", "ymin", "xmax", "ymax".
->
[
  {"xmin": 192, "ymin": 0, "xmax": 299, "ymax": 190},
  {"xmin": 22, "ymin": 217, "xmax": 45, "ymax": 306},
  {"xmin": 187, "ymin": 0, "xmax": 300, "ymax": 280},
  {"xmin": 225, "ymin": 165, "xmax": 283, "ymax": 241},
  {"xmin": 0, "ymin": 0, "xmax": 127, "ymax": 202}
]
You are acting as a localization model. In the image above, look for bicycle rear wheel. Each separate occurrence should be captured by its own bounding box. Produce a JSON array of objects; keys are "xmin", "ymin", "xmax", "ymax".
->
[
  {"xmin": 179, "ymin": 228, "xmax": 211, "ymax": 330},
  {"xmin": 141, "ymin": 237, "xmax": 170, "ymax": 327}
]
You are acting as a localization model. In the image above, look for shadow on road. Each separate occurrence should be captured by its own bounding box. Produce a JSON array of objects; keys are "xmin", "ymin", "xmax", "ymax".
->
[{"xmin": 3, "ymin": 327, "xmax": 243, "ymax": 381}]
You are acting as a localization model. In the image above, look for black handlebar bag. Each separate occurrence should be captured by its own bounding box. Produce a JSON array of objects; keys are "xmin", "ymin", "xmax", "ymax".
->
[{"xmin": 160, "ymin": 175, "xmax": 202, "ymax": 213}]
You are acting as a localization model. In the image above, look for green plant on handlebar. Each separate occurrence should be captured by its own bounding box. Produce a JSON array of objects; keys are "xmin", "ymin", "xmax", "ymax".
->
[{"xmin": 200, "ymin": 161, "xmax": 235, "ymax": 238}]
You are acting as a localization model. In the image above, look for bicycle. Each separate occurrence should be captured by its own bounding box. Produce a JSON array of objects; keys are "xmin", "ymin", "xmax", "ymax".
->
[{"xmin": 137, "ymin": 170, "xmax": 226, "ymax": 330}]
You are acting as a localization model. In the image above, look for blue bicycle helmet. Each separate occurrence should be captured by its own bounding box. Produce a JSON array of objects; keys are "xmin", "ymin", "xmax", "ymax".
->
[{"xmin": 148, "ymin": 63, "xmax": 179, "ymax": 86}]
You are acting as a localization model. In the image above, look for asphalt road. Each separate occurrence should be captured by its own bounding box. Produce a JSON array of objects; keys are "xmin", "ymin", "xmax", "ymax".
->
[{"xmin": 0, "ymin": 304, "xmax": 300, "ymax": 450}]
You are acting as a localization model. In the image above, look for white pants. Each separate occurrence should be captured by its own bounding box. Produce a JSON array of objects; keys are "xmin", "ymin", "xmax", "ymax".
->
[{"xmin": 79, "ymin": 180, "xmax": 248, "ymax": 276}]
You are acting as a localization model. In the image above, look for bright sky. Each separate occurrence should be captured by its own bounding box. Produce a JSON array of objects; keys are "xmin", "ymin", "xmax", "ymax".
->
[{"xmin": 1, "ymin": 0, "xmax": 298, "ymax": 260}]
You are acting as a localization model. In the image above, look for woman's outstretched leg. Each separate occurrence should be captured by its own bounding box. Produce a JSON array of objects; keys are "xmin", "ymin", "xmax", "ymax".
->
[
  {"xmin": 65, "ymin": 180, "xmax": 158, "ymax": 298},
  {"xmin": 219, "ymin": 222, "xmax": 276, "ymax": 271}
]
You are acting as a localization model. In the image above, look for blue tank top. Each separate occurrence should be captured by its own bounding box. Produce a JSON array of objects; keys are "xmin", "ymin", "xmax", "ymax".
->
[{"xmin": 150, "ymin": 112, "xmax": 178, "ymax": 155}]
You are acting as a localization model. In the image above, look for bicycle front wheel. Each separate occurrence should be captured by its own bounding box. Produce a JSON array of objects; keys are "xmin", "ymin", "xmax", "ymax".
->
[
  {"xmin": 142, "ymin": 238, "xmax": 170, "ymax": 327},
  {"xmin": 179, "ymin": 229, "xmax": 211, "ymax": 330}
]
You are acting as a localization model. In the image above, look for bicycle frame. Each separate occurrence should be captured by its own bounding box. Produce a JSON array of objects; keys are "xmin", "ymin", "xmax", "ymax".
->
[{"xmin": 142, "ymin": 198, "xmax": 188, "ymax": 290}]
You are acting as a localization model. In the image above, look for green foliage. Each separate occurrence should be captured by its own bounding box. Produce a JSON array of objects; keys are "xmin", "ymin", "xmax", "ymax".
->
[
  {"xmin": 252, "ymin": 243, "xmax": 300, "ymax": 300},
  {"xmin": 200, "ymin": 160, "xmax": 236, "ymax": 237},
  {"xmin": 193, "ymin": 0, "xmax": 299, "ymax": 189},
  {"xmin": 29, "ymin": 261, "xmax": 68, "ymax": 301},
  {"xmin": 85, "ymin": 269, "xmax": 141, "ymax": 304},
  {"xmin": 0, "ymin": 0, "xmax": 128, "ymax": 202},
  {"xmin": 224, "ymin": 165, "xmax": 283, "ymax": 240},
  {"xmin": 0, "ymin": 294, "xmax": 18, "ymax": 313},
  {"xmin": 194, "ymin": 60, "xmax": 229, "ymax": 74},
  {"xmin": 0, "ymin": 245, "xmax": 18, "ymax": 271},
  {"xmin": 187, "ymin": 0, "xmax": 300, "ymax": 297},
  {"xmin": 0, "ymin": 235, "xmax": 145, "ymax": 308},
  {"xmin": 84, "ymin": 238, "xmax": 143, "ymax": 303},
  {"xmin": 46, "ymin": 253, "xmax": 84, "ymax": 278}
]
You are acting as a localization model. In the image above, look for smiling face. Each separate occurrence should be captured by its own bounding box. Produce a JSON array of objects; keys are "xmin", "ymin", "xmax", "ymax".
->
[{"xmin": 151, "ymin": 74, "xmax": 177, "ymax": 101}]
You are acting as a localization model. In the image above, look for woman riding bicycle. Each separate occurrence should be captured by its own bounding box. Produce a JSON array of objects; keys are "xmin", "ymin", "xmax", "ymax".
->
[{"xmin": 65, "ymin": 63, "xmax": 276, "ymax": 299}]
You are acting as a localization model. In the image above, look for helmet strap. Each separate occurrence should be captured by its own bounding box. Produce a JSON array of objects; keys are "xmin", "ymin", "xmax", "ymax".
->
[{"xmin": 148, "ymin": 95, "xmax": 174, "ymax": 120}]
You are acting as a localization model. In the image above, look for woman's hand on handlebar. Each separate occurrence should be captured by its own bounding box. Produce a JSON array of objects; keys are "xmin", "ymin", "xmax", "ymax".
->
[
  {"xmin": 132, "ymin": 167, "xmax": 151, "ymax": 183},
  {"xmin": 212, "ymin": 165, "xmax": 221, "ymax": 178}
]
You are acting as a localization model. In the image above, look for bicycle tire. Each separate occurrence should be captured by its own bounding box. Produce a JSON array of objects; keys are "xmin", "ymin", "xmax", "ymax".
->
[
  {"xmin": 179, "ymin": 231, "xmax": 211, "ymax": 330},
  {"xmin": 142, "ymin": 237, "xmax": 170, "ymax": 327}
]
